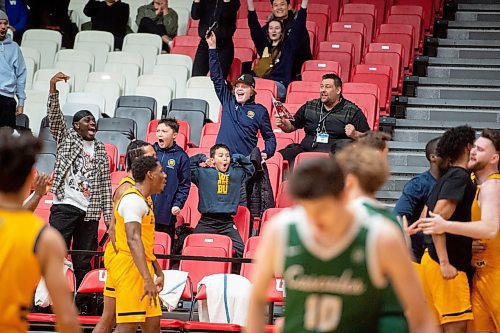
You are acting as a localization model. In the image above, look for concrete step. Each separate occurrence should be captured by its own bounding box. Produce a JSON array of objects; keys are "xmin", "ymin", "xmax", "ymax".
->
[
  {"xmin": 427, "ymin": 66, "xmax": 500, "ymax": 80},
  {"xmin": 381, "ymin": 175, "xmax": 412, "ymax": 192},
  {"xmin": 393, "ymin": 129, "xmax": 443, "ymax": 143},
  {"xmin": 458, "ymin": 4, "xmax": 500, "ymax": 11},
  {"xmin": 448, "ymin": 21, "xmax": 500, "ymax": 29},
  {"xmin": 437, "ymin": 38, "xmax": 500, "ymax": 48},
  {"xmin": 459, "ymin": 0, "xmax": 500, "ymax": 5},
  {"xmin": 437, "ymin": 47, "xmax": 500, "ymax": 59},
  {"xmin": 390, "ymin": 165, "xmax": 428, "ymax": 176},
  {"xmin": 407, "ymin": 97, "xmax": 500, "ymax": 110},
  {"xmin": 389, "ymin": 141, "xmax": 427, "ymax": 152},
  {"xmin": 376, "ymin": 190, "xmax": 401, "ymax": 201},
  {"xmin": 455, "ymin": 11, "xmax": 500, "ymax": 21},
  {"xmin": 429, "ymin": 57, "xmax": 500, "ymax": 67},
  {"xmin": 389, "ymin": 151, "xmax": 428, "ymax": 167},
  {"xmin": 405, "ymin": 107, "xmax": 500, "ymax": 122},
  {"xmin": 395, "ymin": 119, "xmax": 500, "ymax": 130},
  {"xmin": 418, "ymin": 77, "xmax": 500, "ymax": 88},
  {"xmin": 416, "ymin": 86, "xmax": 500, "ymax": 100},
  {"xmin": 447, "ymin": 29, "xmax": 500, "ymax": 40}
]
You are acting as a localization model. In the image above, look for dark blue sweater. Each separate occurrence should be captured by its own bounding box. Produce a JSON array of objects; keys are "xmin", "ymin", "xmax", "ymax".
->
[
  {"xmin": 190, "ymin": 154, "xmax": 255, "ymax": 215},
  {"xmin": 152, "ymin": 142, "xmax": 191, "ymax": 225},
  {"xmin": 6, "ymin": 0, "xmax": 29, "ymax": 34},
  {"xmin": 209, "ymin": 49, "xmax": 276, "ymax": 157},
  {"xmin": 248, "ymin": 7, "xmax": 307, "ymax": 87}
]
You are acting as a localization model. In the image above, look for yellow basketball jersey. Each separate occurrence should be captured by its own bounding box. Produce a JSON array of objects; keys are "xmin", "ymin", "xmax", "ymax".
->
[
  {"xmin": 0, "ymin": 210, "xmax": 45, "ymax": 332},
  {"xmin": 115, "ymin": 187, "xmax": 156, "ymax": 262},
  {"xmin": 118, "ymin": 176, "xmax": 135, "ymax": 188},
  {"xmin": 472, "ymin": 173, "xmax": 500, "ymax": 268}
]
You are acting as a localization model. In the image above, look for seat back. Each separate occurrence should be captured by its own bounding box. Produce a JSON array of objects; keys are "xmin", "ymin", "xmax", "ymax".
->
[
  {"xmin": 351, "ymin": 64, "xmax": 392, "ymax": 113},
  {"xmin": 114, "ymin": 107, "xmax": 152, "ymax": 141},
  {"xmin": 294, "ymin": 152, "xmax": 330, "ymax": 169},
  {"xmin": 240, "ymin": 236, "xmax": 262, "ymax": 278},
  {"xmin": 168, "ymin": 110, "xmax": 205, "ymax": 146},
  {"xmin": 343, "ymin": 92, "xmax": 378, "ymax": 130},
  {"xmin": 117, "ymin": 95, "xmax": 156, "ymax": 119},
  {"xmin": 234, "ymin": 206, "xmax": 251, "ymax": 245},
  {"xmin": 97, "ymin": 117, "xmax": 137, "ymax": 136},
  {"xmin": 154, "ymin": 232, "xmax": 171, "ymax": 269},
  {"xmin": 328, "ymin": 22, "xmax": 366, "ymax": 65},
  {"xmin": 104, "ymin": 143, "xmax": 118, "ymax": 172},
  {"xmin": 317, "ymin": 41, "xmax": 354, "ymax": 82},
  {"xmin": 77, "ymin": 269, "xmax": 107, "ymax": 293},
  {"xmin": 364, "ymin": 51, "xmax": 402, "ymax": 91}
]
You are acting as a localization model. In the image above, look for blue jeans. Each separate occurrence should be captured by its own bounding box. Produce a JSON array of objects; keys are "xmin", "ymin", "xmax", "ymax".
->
[{"xmin": 276, "ymin": 81, "xmax": 286, "ymax": 100}]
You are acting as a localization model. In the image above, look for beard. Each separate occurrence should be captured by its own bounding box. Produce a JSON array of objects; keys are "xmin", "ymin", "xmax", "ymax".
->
[{"xmin": 470, "ymin": 159, "xmax": 488, "ymax": 173}]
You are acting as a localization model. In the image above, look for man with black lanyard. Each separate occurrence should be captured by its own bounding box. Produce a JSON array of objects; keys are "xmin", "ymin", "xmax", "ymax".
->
[
  {"xmin": 191, "ymin": 0, "xmax": 240, "ymax": 78},
  {"xmin": 276, "ymin": 73, "xmax": 370, "ymax": 166}
]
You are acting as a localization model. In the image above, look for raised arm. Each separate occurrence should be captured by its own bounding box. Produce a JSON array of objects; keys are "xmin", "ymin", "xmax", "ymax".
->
[
  {"xmin": 37, "ymin": 228, "xmax": 81, "ymax": 333},
  {"xmin": 377, "ymin": 222, "xmax": 439, "ymax": 333},
  {"xmin": 48, "ymin": 73, "xmax": 71, "ymax": 144},
  {"xmin": 232, "ymin": 154, "xmax": 256, "ymax": 179},
  {"xmin": 23, "ymin": 173, "xmax": 52, "ymax": 212},
  {"xmin": 207, "ymin": 33, "xmax": 233, "ymax": 104},
  {"xmin": 83, "ymin": 0, "xmax": 97, "ymax": 17},
  {"xmin": 190, "ymin": 154, "xmax": 208, "ymax": 186},
  {"xmin": 247, "ymin": 1, "xmax": 268, "ymax": 55},
  {"xmin": 286, "ymin": 0, "xmax": 308, "ymax": 53}
]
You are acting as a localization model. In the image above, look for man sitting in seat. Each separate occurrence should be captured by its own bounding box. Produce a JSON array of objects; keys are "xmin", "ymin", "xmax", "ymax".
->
[
  {"xmin": 190, "ymin": 144, "xmax": 255, "ymax": 260},
  {"xmin": 276, "ymin": 73, "xmax": 370, "ymax": 167},
  {"xmin": 136, "ymin": 0, "xmax": 178, "ymax": 52}
]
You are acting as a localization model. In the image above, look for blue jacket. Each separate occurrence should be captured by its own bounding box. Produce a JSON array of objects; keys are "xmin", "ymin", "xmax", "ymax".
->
[
  {"xmin": 394, "ymin": 169, "xmax": 437, "ymax": 262},
  {"xmin": 190, "ymin": 153, "xmax": 255, "ymax": 215},
  {"xmin": 209, "ymin": 49, "xmax": 276, "ymax": 158},
  {"xmin": 248, "ymin": 7, "xmax": 307, "ymax": 87},
  {"xmin": 6, "ymin": 0, "xmax": 29, "ymax": 34},
  {"xmin": 0, "ymin": 35, "xmax": 26, "ymax": 106},
  {"xmin": 152, "ymin": 142, "xmax": 191, "ymax": 225}
]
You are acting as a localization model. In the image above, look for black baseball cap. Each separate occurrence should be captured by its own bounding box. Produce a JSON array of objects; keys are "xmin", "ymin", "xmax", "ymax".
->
[{"xmin": 231, "ymin": 74, "xmax": 255, "ymax": 89}]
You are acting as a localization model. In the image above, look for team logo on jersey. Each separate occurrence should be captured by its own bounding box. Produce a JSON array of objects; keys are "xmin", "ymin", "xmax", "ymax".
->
[
  {"xmin": 167, "ymin": 159, "xmax": 176, "ymax": 168},
  {"xmin": 247, "ymin": 110, "xmax": 255, "ymax": 119},
  {"xmin": 350, "ymin": 247, "xmax": 365, "ymax": 264}
]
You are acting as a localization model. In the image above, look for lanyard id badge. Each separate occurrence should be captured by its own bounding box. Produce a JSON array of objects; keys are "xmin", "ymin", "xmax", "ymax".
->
[{"xmin": 316, "ymin": 133, "xmax": 329, "ymax": 144}]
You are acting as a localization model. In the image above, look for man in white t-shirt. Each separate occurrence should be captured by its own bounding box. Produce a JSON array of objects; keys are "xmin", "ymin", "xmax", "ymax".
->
[{"xmin": 47, "ymin": 73, "xmax": 113, "ymax": 308}]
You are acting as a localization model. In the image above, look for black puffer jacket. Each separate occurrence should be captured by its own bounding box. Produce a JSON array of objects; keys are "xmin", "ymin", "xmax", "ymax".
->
[{"xmin": 246, "ymin": 147, "xmax": 276, "ymax": 222}]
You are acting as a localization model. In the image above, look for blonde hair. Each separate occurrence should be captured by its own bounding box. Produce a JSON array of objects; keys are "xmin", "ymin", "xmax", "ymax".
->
[{"xmin": 336, "ymin": 144, "xmax": 389, "ymax": 194}]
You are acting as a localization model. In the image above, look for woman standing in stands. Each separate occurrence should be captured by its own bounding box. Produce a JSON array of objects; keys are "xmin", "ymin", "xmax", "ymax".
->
[
  {"xmin": 247, "ymin": 0, "xmax": 308, "ymax": 100},
  {"xmin": 191, "ymin": 0, "xmax": 240, "ymax": 78}
]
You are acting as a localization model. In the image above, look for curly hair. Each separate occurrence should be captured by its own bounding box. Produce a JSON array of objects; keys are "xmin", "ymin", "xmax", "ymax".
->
[
  {"xmin": 437, "ymin": 125, "xmax": 476, "ymax": 163},
  {"xmin": 0, "ymin": 128, "xmax": 42, "ymax": 193},
  {"xmin": 124, "ymin": 130, "xmax": 152, "ymax": 171},
  {"xmin": 131, "ymin": 156, "xmax": 159, "ymax": 182}
]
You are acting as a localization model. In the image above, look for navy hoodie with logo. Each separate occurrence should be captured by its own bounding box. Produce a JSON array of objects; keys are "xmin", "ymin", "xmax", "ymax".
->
[
  {"xmin": 190, "ymin": 153, "xmax": 255, "ymax": 215},
  {"xmin": 152, "ymin": 142, "xmax": 191, "ymax": 226},
  {"xmin": 209, "ymin": 49, "xmax": 276, "ymax": 158}
]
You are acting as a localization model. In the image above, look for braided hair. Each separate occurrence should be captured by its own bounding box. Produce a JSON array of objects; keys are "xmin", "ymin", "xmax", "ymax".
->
[{"xmin": 124, "ymin": 130, "xmax": 153, "ymax": 171}]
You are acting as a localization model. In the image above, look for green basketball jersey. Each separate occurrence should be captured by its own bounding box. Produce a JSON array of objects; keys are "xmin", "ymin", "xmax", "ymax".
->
[
  {"xmin": 355, "ymin": 197, "xmax": 409, "ymax": 333},
  {"xmin": 281, "ymin": 210, "xmax": 385, "ymax": 333}
]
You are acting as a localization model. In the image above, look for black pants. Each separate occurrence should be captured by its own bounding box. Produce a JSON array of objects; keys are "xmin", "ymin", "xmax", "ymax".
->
[
  {"xmin": 192, "ymin": 38, "xmax": 234, "ymax": 78},
  {"xmin": 49, "ymin": 204, "xmax": 98, "ymax": 288},
  {"xmin": 155, "ymin": 223, "xmax": 175, "ymax": 250},
  {"xmin": 138, "ymin": 17, "xmax": 169, "ymax": 52},
  {"xmin": 0, "ymin": 95, "xmax": 16, "ymax": 129}
]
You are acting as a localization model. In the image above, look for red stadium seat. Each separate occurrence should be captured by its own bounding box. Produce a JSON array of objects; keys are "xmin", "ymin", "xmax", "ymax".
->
[
  {"xmin": 234, "ymin": 46, "xmax": 255, "ymax": 63},
  {"xmin": 364, "ymin": 50, "xmax": 402, "ymax": 92},
  {"xmin": 34, "ymin": 193, "xmax": 53, "ymax": 223},
  {"xmin": 328, "ymin": 22, "xmax": 366, "ymax": 65},
  {"xmin": 339, "ymin": 12, "xmax": 375, "ymax": 49},
  {"xmin": 304, "ymin": 5, "xmax": 330, "ymax": 43},
  {"xmin": 186, "ymin": 26, "xmax": 198, "ymax": 36},
  {"xmin": 343, "ymin": 92, "xmax": 379, "ymax": 130},
  {"xmin": 317, "ymin": 41, "xmax": 354, "ymax": 82},
  {"xmin": 286, "ymin": 81, "xmax": 318, "ymax": 96},
  {"xmin": 387, "ymin": 14, "xmax": 423, "ymax": 50},
  {"xmin": 148, "ymin": 119, "xmax": 191, "ymax": 145},
  {"xmin": 170, "ymin": 46, "xmax": 197, "ymax": 62},
  {"xmin": 254, "ymin": 1, "xmax": 273, "ymax": 19},
  {"xmin": 389, "ymin": 5, "xmax": 424, "ymax": 24},
  {"xmin": 276, "ymin": 181, "xmax": 294, "ymax": 208},
  {"xmin": 234, "ymin": 206, "xmax": 251, "ymax": 245},
  {"xmin": 199, "ymin": 134, "xmax": 217, "ymax": 149},
  {"xmin": 183, "ymin": 322, "xmax": 241, "ymax": 332},
  {"xmin": 301, "ymin": 60, "xmax": 342, "ymax": 79},
  {"xmin": 187, "ymin": 147, "xmax": 210, "ymax": 157},
  {"xmin": 172, "ymin": 35, "xmax": 199, "ymax": 47},
  {"xmin": 260, "ymin": 207, "xmax": 284, "ymax": 233},
  {"xmin": 376, "ymin": 24, "xmax": 414, "ymax": 71},
  {"xmin": 233, "ymin": 28, "xmax": 251, "ymax": 39},
  {"xmin": 110, "ymin": 170, "xmax": 128, "ymax": 186},
  {"xmin": 294, "ymin": 152, "xmax": 330, "ymax": 170},
  {"xmin": 104, "ymin": 143, "xmax": 118, "ymax": 172},
  {"xmin": 351, "ymin": 64, "xmax": 392, "ymax": 114},
  {"xmin": 267, "ymin": 162, "xmax": 281, "ymax": 199},
  {"xmin": 154, "ymin": 232, "xmax": 171, "ymax": 269},
  {"xmin": 348, "ymin": 0, "xmax": 386, "ymax": 27},
  {"xmin": 255, "ymin": 89, "xmax": 274, "ymax": 115},
  {"xmin": 227, "ymin": 57, "xmax": 242, "ymax": 81},
  {"xmin": 341, "ymin": 3, "xmax": 377, "ymax": 26},
  {"xmin": 179, "ymin": 234, "xmax": 233, "ymax": 298},
  {"xmin": 77, "ymin": 269, "xmax": 106, "ymax": 293},
  {"xmin": 184, "ymin": 185, "xmax": 201, "ymax": 227},
  {"xmin": 394, "ymin": 0, "xmax": 434, "ymax": 32},
  {"xmin": 255, "ymin": 78, "xmax": 278, "ymax": 97},
  {"xmin": 201, "ymin": 123, "xmax": 221, "ymax": 136},
  {"xmin": 240, "ymin": 236, "xmax": 262, "ymax": 278},
  {"xmin": 310, "ymin": 0, "xmax": 340, "ymax": 22},
  {"xmin": 286, "ymin": 91, "xmax": 317, "ymax": 104}
]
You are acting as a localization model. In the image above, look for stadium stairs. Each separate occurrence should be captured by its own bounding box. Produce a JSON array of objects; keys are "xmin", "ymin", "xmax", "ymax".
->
[{"xmin": 377, "ymin": 0, "xmax": 500, "ymax": 205}]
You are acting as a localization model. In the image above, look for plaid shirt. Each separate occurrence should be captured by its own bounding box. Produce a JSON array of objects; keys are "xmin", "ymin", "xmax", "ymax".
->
[{"xmin": 47, "ymin": 92, "xmax": 112, "ymax": 222}]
